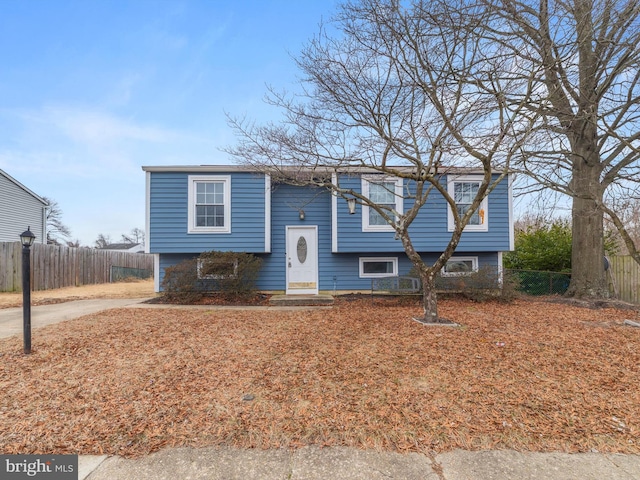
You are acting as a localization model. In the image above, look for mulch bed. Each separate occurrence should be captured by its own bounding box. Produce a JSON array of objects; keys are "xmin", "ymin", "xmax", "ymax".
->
[
  {"xmin": 0, "ymin": 297, "xmax": 638, "ymax": 458},
  {"xmin": 144, "ymin": 292, "xmax": 272, "ymax": 306}
]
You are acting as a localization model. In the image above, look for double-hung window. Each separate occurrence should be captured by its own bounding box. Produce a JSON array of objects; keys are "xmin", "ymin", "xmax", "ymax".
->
[
  {"xmin": 447, "ymin": 176, "xmax": 488, "ymax": 232},
  {"xmin": 188, "ymin": 175, "xmax": 231, "ymax": 233},
  {"xmin": 362, "ymin": 177, "xmax": 403, "ymax": 232}
]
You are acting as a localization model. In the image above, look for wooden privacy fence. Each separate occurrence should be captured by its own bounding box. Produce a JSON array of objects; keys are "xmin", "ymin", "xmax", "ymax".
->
[
  {"xmin": 609, "ymin": 255, "xmax": 640, "ymax": 304},
  {"xmin": 0, "ymin": 242, "xmax": 154, "ymax": 292}
]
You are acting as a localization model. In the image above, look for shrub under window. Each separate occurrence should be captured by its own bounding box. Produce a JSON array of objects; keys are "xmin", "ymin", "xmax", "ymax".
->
[{"xmin": 162, "ymin": 251, "xmax": 262, "ymax": 303}]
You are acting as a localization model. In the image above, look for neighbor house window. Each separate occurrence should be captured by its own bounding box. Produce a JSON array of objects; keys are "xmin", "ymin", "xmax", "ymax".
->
[
  {"xmin": 447, "ymin": 176, "xmax": 488, "ymax": 232},
  {"xmin": 359, "ymin": 257, "xmax": 398, "ymax": 278},
  {"xmin": 188, "ymin": 175, "xmax": 231, "ymax": 233},
  {"xmin": 441, "ymin": 256, "xmax": 478, "ymax": 276},
  {"xmin": 362, "ymin": 177, "xmax": 403, "ymax": 232},
  {"xmin": 197, "ymin": 257, "xmax": 238, "ymax": 279}
]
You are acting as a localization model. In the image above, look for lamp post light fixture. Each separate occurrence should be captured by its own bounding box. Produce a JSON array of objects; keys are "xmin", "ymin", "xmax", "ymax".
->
[
  {"xmin": 20, "ymin": 227, "xmax": 35, "ymax": 355},
  {"xmin": 347, "ymin": 198, "xmax": 357, "ymax": 215}
]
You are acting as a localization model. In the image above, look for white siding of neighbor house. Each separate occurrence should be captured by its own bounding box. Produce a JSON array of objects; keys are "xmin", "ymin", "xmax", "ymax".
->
[{"xmin": 0, "ymin": 170, "xmax": 48, "ymax": 244}]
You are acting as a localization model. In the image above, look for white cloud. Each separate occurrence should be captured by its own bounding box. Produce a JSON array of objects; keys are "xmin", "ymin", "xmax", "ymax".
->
[
  {"xmin": 0, "ymin": 104, "xmax": 222, "ymax": 172},
  {"xmin": 38, "ymin": 105, "xmax": 183, "ymax": 144},
  {"xmin": 106, "ymin": 73, "xmax": 145, "ymax": 108}
]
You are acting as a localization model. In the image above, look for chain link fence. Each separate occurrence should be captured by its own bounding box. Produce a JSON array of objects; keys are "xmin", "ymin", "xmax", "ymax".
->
[
  {"xmin": 379, "ymin": 267, "xmax": 571, "ymax": 298},
  {"xmin": 506, "ymin": 269, "xmax": 571, "ymax": 296},
  {"xmin": 110, "ymin": 266, "xmax": 153, "ymax": 282}
]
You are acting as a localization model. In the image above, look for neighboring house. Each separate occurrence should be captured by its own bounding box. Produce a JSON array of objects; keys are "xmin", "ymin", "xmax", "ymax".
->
[
  {"xmin": 0, "ymin": 169, "xmax": 48, "ymax": 244},
  {"xmin": 99, "ymin": 243, "xmax": 145, "ymax": 253},
  {"xmin": 143, "ymin": 165, "xmax": 514, "ymax": 293}
]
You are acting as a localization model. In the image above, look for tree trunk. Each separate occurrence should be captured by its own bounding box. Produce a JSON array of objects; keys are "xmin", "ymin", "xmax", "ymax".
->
[
  {"xmin": 420, "ymin": 272, "xmax": 440, "ymax": 323},
  {"xmin": 566, "ymin": 159, "xmax": 608, "ymax": 298}
]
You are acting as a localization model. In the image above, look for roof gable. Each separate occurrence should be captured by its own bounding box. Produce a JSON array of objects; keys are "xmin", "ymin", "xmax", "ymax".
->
[{"xmin": 0, "ymin": 169, "xmax": 48, "ymax": 206}]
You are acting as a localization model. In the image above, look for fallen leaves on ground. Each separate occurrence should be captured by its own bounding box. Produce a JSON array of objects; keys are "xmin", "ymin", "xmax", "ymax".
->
[{"xmin": 0, "ymin": 297, "xmax": 638, "ymax": 458}]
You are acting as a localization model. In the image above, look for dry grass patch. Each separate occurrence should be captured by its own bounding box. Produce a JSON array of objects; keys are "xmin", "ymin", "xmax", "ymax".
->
[
  {"xmin": 0, "ymin": 298, "xmax": 638, "ymax": 457},
  {"xmin": 0, "ymin": 279, "xmax": 156, "ymax": 308}
]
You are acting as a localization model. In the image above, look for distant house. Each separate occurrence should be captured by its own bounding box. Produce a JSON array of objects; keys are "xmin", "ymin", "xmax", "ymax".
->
[
  {"xmin": 99, "ymin": 243, "xmax": 145, "ymax": 254},
  {"xmin": 143, "ymin": 165, "xmax": 514, "ymax": 293},
  {"xmin": 0, "ymin": 169, "xmax": 48, "ymax": 243}
]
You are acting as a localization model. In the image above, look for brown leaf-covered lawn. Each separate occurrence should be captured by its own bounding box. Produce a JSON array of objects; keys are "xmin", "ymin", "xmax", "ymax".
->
[{"xmin": 0, "ymin": 297, "xmax": 638, "ymax": 458}]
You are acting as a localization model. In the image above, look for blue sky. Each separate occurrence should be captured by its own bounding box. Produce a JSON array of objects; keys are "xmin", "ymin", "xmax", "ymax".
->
[{"xmin": 0, "ymin": 0, "xmax": 339, "ymax": 246}]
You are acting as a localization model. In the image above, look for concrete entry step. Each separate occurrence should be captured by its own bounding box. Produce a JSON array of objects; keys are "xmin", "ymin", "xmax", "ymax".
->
[{"xmin": 269, "ymin": 294, "xmax": 334, "ymax": 306}]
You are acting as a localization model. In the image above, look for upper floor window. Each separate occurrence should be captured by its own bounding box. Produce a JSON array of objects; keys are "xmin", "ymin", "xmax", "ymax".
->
[
  {"xmin": 188, "ymin": 175, "xmax": 231, "ymax": 233},
  {"xmin": 362, "ymin": 177, "xmax": 403, "ymax": 232},
  {"xmin": 447, "ymin": 176, "xmax": 488, "ymax": 232}
]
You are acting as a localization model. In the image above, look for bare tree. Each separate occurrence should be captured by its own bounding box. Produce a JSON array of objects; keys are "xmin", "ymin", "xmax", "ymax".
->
[
  {"xmin": 94, "ymin": 233, "xmax": 112, "ymax": 249},
  {"xmin": 121, "ymin": 228, "xmax": 145, "ymax": 246},
  {"xmin": 480, "ymin": 0, "xmax": 640, "ymax": 297},
  {"xmin": 603, "ymin": 191, "xmax": 640, "ymax": 264},
  {"xmin": 227, "ymin": 0, "xmax": 528, "ymax": 321},
  {"xmin": 513, "ymin": 212, "xmax": 569, "ymax": 233},
  {"xmin": 42, "ymin": 196, "xmax": 72, "ymax": 245}
]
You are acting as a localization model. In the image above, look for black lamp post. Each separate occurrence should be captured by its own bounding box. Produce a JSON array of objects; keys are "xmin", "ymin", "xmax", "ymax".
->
[{"xmin": 20, "ymin": 227, "xmax": 35, "ymax": 354}]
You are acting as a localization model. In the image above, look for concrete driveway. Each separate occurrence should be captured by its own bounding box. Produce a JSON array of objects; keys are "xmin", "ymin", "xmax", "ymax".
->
[{"xmin": 0, "ymin": 298, "xmax": 151, "ymax": 339}]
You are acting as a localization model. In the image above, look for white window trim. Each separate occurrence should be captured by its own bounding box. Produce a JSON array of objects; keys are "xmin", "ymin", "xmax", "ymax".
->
[
  {"xmin": 265, "ymin": 174, "xmax": 271, "ymax": 252},
  {"xmin": 187, "ymin": 175, "xmax": 231, "ymax": 234},
  {"xmin": 361, "ymin": 176, "xmax": 403, "ymax": 232},
  {"xmin": 441, "ymin": 256, "xmax": 479, "ymax": 277},
  {"xmin": 331, "ymin": 173, "xmax": 338, "ymax": 253},
  {"xmin": 447, "ymin": 175, "xmax": 488, "ymax": 232},
  {"xmin": 359, "ymin": 257, "xmax": 399, "ymax": 278}
]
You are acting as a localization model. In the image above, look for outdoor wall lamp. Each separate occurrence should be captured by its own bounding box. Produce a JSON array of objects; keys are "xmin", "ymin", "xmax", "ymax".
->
[
  {"xmin": 20, "ymin": 227, "xmax": 35, "ymax": 354},
  {"xmin": 347, "ymin": 198, "xmax": 356, "ymax": 215},
  {"xmin": 299, "ymin": 209, "xmax": 305, "ymax": 220}
]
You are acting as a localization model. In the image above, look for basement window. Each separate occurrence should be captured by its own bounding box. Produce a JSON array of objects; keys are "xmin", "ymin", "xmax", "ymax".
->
[
  {"xmin": 441, "ymin": 257, "xmax": 478, "ymax": 277},
  {"xmin": 197, "ymin": 258, "xmax": 238, "ymax": 279},
  {"xmin": 359, "ymin": 257, "xmax": 398, "ymax": 278}
]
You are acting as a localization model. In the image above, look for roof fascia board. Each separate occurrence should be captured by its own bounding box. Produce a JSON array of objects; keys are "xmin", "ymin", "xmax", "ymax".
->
[
  {"xmin": 141, "ymin": 165, "xmax": 256, "ymax": 173},
  {"xmin": 141, "ymin": 165, "xmax": 504, "ymax": 175},
  {"xmin": 0, "ymin": 169, "xmax": 49, "ymax": 206}
]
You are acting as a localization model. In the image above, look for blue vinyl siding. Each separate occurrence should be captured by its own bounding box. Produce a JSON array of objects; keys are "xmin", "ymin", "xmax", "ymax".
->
[
  {"xmin": 158, "ymin": 253, "xmax": 197, "ymax": 288},
  {"xmin": 335, "ymin": 174, "xmax": 511, "ymax": 252},
  {"xmin": 321, "ymin": 252, "xmax": 499, "ymax": 291},
  {"xmin": 256, "ymin": 183, "xmax": 332, "ymax": 291},
  {"xmin": 158, "ymin": 251, "xmax": 498, "ymax": 292},
  {"xmin": 148, "ymin": 167, "xmax": 510, "ymax": 291},
  {"xmin": 148, "ymin": 171, "xmax": 267, "ymax": 253}
]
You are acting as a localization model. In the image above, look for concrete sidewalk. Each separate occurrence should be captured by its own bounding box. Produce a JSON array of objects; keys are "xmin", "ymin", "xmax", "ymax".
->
[{"xmin": 80, "ymin": 446, "xmax": 640, "ymax": 480}]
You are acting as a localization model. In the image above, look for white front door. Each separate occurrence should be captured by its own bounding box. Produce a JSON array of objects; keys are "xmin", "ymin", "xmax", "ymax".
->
[{"xmin": 286, "ymin": 226, "xmax": 318, "ymax": 295}]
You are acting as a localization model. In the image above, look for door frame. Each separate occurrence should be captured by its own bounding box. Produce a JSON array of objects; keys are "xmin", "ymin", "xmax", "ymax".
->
[{"xmin": 285, "ymin": 225, "xmax": 319, "ymax": 295}]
